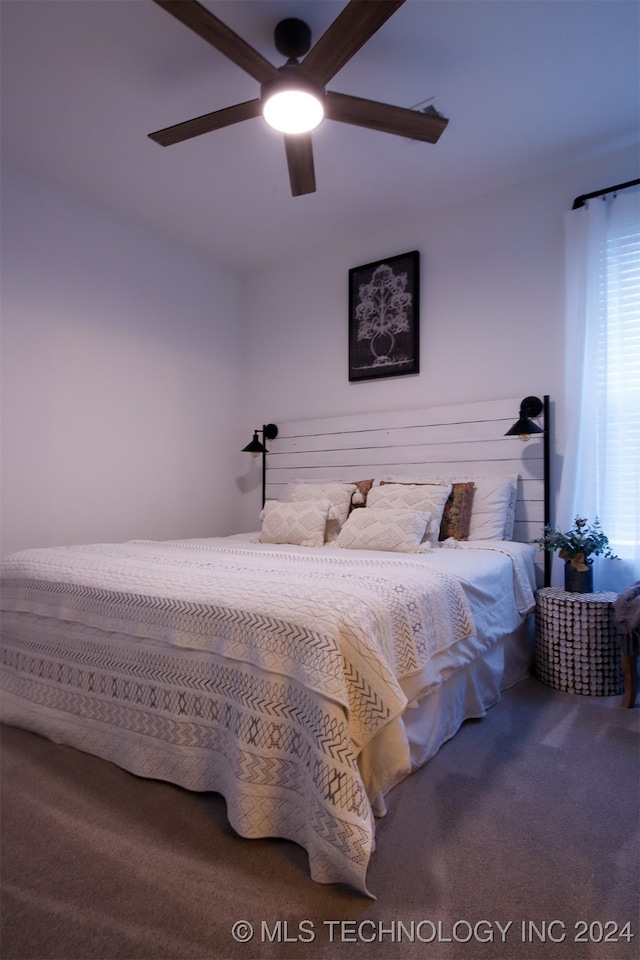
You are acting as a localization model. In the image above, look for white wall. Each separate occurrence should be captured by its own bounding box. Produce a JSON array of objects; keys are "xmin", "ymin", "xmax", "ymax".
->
[
  {"xmin": 1, "ymin": 165, "xmax": 247, "ymax": 558},
  {"xmin": 3, "ymin": 145, "xmax": 637, "ymax": 551},
  {"xmin": 242, "ymin": 144, "xmax": 639, "ymax": 526}
]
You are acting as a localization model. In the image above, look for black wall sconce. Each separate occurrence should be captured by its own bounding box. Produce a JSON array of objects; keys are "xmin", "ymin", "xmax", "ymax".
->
[
  {"xmin": 242, "ymin": 423, "xmax": 278, "ymax": 507},
  {"xmin": 505, "ymin": 396, "xmax": 544, "ymax": 441},
  {"xmin": 505, "ymin": 395, "xmax": 551, "ymax": 586}
]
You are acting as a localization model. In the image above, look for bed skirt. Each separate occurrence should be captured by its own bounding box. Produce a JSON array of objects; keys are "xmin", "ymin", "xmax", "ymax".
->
[{"xmin": 361, "ymin": 615, "xmax": 534, "ymax": 816}]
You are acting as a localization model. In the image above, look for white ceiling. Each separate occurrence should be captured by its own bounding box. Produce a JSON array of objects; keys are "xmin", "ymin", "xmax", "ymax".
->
[{"xmin": 2, "ymin": 0, "xmax": 638, "ymax": 272}]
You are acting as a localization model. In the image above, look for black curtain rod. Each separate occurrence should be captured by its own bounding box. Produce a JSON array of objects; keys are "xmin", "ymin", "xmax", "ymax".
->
[{"xmin": 572, "ymin": 177, "xmax": 640, "ymax": 210}]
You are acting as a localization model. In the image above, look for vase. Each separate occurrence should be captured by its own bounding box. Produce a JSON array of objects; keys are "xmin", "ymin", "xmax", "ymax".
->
[
  {"xmin": 370, "ymin": 329, "xmax": 395, "ymax": 366},
  {"xmin": 564, "ymin": 561, "xmax": 594, "ymax": 593}
]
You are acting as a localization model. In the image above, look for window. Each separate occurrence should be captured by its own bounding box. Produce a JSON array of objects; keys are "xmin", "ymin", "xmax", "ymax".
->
[
  {"xmin": 562, "ymin": 186, "xmax": 640, "ymax": 591},
  {"xmin": 595, "ymin": 196, "xmax": 640, "ymax": 554}
]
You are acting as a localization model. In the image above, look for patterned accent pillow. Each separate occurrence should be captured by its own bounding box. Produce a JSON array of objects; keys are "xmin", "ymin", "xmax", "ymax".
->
[
  {"xmin": 258, "ymin": 500, "xmax": 330, "ymax": 547},
  {"xmin": 350, "ymin": 479, "xmax": 374, "ymax": 509},
  {"xmin": 438, "ymin": 482, "xmax": 475, "ymax": 540},
  {"xmin": 336, "ymin": 508, "xmax": 433, "ymax": 553},
  {"xmin": 288, "ymin": 482, "xmax": 357, "ymax": 542},
  {"xmin": 502, "ymin": 479, "xmax": 518, "ymax": 541},
  {"xmin": 370, "ymin": 483, "xmax": 452, "ymax": 544}
]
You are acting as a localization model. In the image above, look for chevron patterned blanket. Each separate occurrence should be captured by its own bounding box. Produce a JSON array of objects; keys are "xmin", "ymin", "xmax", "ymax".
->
[{"xmin": 1, "ymin": 538, "xmax": 475, "ymax": 895}]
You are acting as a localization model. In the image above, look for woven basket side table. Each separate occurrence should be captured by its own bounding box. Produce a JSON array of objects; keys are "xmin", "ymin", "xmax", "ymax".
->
[{"xmin": 535, "ymin": 588, "xmax": 623, "ymax": 696}]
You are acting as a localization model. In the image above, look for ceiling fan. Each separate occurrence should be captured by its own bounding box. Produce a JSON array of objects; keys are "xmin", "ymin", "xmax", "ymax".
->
[{"xmin": 149, "ymin": 0, "xmax": 448, "ymax": 197}]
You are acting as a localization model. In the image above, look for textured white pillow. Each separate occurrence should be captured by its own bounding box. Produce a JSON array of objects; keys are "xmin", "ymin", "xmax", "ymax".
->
[
  {"xmin": 258, "ymin": 500, "xmax": 330, "ymax": 547},
  {"xmin": 336, "ymin": 508, "xmax": 433, "ymax": 553},
  {"xmin": 380, "ymin": 474, "xmax": 517, "ymax": 540},
  {"xmin": 288, "ymin": 482, "xmax": 357, "ymax": 541},
  {"xmin": 367, "ymin": 483, "xmax": 452, "ymax": 544}
]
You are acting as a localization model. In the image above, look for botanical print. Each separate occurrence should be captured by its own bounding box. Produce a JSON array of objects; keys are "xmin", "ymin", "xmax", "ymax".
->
[{"xmin": 349, "ymin": 251, "xmax": 419, "ymax": 381}]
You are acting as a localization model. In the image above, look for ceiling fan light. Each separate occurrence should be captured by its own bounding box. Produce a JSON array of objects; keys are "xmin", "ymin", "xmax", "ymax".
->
[{"xmin": 262, "ymin": 89, "xmax": 324, "ymax": 134}]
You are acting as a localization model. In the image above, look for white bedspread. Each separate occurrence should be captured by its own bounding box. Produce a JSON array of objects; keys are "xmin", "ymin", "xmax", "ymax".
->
[
  {"xmin": 1, "ymin": 537, "xmax": 478, "ymax": 894},
  {"xmin": 0, "ymin": 536, "xmax": 534, "ymax": 895}
]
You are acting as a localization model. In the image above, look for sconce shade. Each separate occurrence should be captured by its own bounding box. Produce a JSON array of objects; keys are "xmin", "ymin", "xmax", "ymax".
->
[
  {"xmin": 242, "ymin": 424, "xmax": 278, "ymax": 454},
  {"xmin": 505, "ymin": 396, "xmax": 544, "ymax": 439},
  {"xmin": 505, "ymin": 417, "xmax": 544, "ymax": 438},
  {"xmin": 242, "ymin": 431, "xmax": 266, "ymax": 456}
]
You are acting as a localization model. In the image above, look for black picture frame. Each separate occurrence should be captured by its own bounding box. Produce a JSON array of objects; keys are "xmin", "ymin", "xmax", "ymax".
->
[{"xmin": 349, "ymin": 250, "xmax": 419, "ymax": 382}]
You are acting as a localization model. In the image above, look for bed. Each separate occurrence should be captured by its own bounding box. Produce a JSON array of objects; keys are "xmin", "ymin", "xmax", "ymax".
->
[{"xmin": 0, "ymin": 397, "xmax": 547, "ymax": 897}]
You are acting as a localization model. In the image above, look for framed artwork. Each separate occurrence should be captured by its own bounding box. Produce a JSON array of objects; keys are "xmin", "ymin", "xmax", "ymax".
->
[{"xmin": 348, "ymin": 250, "xmax": 419, "ymax": 382}]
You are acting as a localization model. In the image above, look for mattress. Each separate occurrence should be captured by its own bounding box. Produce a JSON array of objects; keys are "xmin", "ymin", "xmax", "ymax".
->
[{"xmin": 0, "ymin": 535, "xmax": 536, "ymax": 896}]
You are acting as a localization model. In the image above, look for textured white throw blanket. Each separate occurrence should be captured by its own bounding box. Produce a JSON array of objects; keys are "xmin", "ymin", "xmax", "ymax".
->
[{"xmin": 1, "ymin": 539, "xmax": 476, "ymax": 895}]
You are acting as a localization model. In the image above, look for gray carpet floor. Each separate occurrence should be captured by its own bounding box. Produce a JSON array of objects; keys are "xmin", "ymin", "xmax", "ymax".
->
[{"xmin": 1, "ymin": 675, "xmax": 638, "ymax": 960}]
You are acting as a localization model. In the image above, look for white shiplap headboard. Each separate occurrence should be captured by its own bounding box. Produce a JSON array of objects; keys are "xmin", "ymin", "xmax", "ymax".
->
[{"xmin": 264, "ymin": 396, "xmax": 549, "ymax": 585}]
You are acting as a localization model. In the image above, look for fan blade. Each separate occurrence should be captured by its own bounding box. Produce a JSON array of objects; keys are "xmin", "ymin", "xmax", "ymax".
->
[
  {"xmin": 284, "ymin": 135, "xmax": 316, "ymax": 196},
  {"xmin": 300, "ymin": 0, "xmax": 406, "ymax": 86},
  {"xmin": 149, "ymin": 99, "xmax": 262, "ymax": 146},
  {"xmin": 153, "ymin": 0, "xmax": 279, "ymax": 84},
  {"xmin": 325, "ymin": 90, "xmax": 448, "ymax": 143}
]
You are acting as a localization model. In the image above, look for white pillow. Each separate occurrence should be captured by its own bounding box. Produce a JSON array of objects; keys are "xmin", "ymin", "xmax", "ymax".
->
[
  {"xmin": 336, "ymin": 508, "xmax": 433, "ymax": 553},
  {"xmin": 380, "ymin": 474, "xmax": 517, "ymax": 540},
  {"xmin": 465, "ymin": 476, "xmax": 517, "ymax": 540},
  {"xmin": 288, "ymin": 482, "xmax": 357, "ymax": 542},
  {"xmin": 258, "ymin": 500, "xmax": 330, "ymax": 547},
  {"xmin": 367, "ymin": 483, "xmax": 452, "ymax": 544}
]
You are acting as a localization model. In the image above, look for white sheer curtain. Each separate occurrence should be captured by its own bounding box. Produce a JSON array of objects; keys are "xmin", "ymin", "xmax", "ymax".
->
[{"xmin": 560, "ymin": 187, "xmax": 640, "ymax": 592}]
